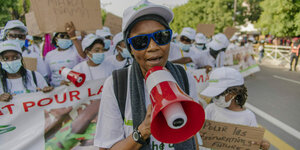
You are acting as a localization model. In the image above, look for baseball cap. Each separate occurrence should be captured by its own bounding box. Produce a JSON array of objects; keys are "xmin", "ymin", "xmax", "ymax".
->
[
  {"xmin": 112, "ymin": 32, "xmax": 124, "ymax": 50},
  {"xmin": 180, "ymin": 27, "xmax": 196, "ymax": 40},
  {"xmin": 96, "ymin": 29, "xmax": 112, "ymax": 38},
  {"xmin": 201, "ymin": 67, "xmax": 244, "ymax": 97},
  {"xmin": 4, "ymin": 20, "xmax": 28, "ymax": 34},
  {"xmin": 81, "ymin": 34, "xmax": 104, "ymax": 51},
  {"xmin": 230, "ymin": 35, "xmax": 238, "ymax": 41},
  {"xmin": 195, "ymin": 33, "xmax": 207, "ymax": 44},
  {"xmin": 207, "ymin": 33, "xmax": 229, "ymax": 51},
  {"xmin": 122, "ymin": 0, "xmax": 173, "ymax": 32},
  {"xmin": 0, "ymin": 40, "xmax": 22, "ymax": 54}
]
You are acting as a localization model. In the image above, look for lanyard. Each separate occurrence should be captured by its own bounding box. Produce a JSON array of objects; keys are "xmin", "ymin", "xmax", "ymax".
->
[{"xmin": 180, "ymin": 49, "xmax": 187, "ymax": 70}]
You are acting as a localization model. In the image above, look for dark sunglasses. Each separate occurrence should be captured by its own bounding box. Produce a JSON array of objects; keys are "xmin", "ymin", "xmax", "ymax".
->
[
  {"xmin": 127, "ymin": 29, "xmax": 172, "ymax": 51},
  {"xmin": 7, "ymin": 33, "xmax": 26, "ymax": 40},
  {"xmin": 180, "ymin": 36, "xmax": 192, "ymax": 43}
]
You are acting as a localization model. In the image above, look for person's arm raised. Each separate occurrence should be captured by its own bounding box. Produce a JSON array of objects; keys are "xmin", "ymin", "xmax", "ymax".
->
[{"xmin": 65, "ymin": 22, "xmax": 86, "ymax": 59}]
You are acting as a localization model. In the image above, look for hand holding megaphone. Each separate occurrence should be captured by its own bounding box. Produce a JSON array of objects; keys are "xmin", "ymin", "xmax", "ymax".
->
[
  {"xmin": 59, "ymin": 67, "xmax": 86, "ymax": 87},
  {"xmin": 145, "ymin": 66, "xmax": 205, "ymax": 144}
]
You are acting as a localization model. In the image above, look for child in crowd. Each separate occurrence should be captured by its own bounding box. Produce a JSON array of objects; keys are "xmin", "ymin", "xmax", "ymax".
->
[{"xmin": 201, "ymin": 67, "xmax": 270, "ymax": 150}]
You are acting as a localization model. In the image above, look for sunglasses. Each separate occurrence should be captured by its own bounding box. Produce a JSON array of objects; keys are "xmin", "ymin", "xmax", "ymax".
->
[
  {"xmin": 127, "ymin": 29, "xmax": 172, "ymax": 51},
  {"xmin": 7, "ymin": 34, "xmax": 26, "ymax": 40}
]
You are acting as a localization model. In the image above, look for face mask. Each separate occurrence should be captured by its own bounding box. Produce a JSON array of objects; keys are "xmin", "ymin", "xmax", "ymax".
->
[
  {"xmin": 104, "ymin": 39, "xmax": 111, "ymax": 50},
  {"xmin": 118, "ymin": 46, "xmax": 131, "ymax": 58},
  {"xmin": 1, "ymin": 59, "xmax": 22, "ymax": 74},
  {"xmin": 179, "ymin": 42, "xmax": 191, "ymax": 51},
  {"xmin": 57, "ymin": 39, "xmax": 73, "ymax": 49},
  {"xmin": 195, "ymin": 45, "xmax": 204, "ymax": 50},
  {"xmin": 15, "ymin": 39, "xmax": 25, "ymax": 48},
  {"xmin": 88, "ymin": 52, "xmax": 105, "ymax": 64},
  {"xmin": 213, "ymin": 95, "xmax": 234, "ymax": 108}
]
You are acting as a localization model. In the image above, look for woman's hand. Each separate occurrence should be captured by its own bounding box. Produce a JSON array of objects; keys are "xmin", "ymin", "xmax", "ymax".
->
[
  {"xmin": 65, "ymin": 22, "xmax": 76, "ymax": 38},
  {"xmin": 60, "ymin": 80, "xmax": 71, "ymax": 86},
  {"xmin": 41, "ymin": 86, "xmax": 54, "ymax": 93},
  {"xmin": 138, "ymin": 104, "xmax": 152, "ymax": 140},
  {"xmin": 204, "ymin": 65, "xmax": 212, "ymax": 74},
  {"xmin": 0, "ymin": 93, "xmax": 12, "ymax": 102}
]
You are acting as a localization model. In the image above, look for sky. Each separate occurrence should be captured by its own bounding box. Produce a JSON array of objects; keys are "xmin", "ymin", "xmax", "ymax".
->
[{"xmin": 100, "ymin": 0, "xmax": 188, "ymax": 17}]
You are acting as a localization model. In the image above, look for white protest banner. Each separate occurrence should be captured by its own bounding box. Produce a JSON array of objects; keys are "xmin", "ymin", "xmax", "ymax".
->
[
  {"xmin": 200, "ymin": 120, "xmax": 265, "ymax": 150},
  {"xmin": 224, "ymin": 44, "xmax": 260, "ymax": 77},
  {"xmin": 0, "ymin": 79, "xmax": 105, "ymax": 150},
  {"xmin": 30, "ymin": 0, "xmax": 102, "ymax": 33},
  {"xmin": 191, "ymin": 69, "xmax": 211, "ymax": 104}
]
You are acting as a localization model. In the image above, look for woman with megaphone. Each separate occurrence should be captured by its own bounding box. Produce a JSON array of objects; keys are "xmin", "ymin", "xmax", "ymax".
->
[{"xmin": 94, "ymin": 1, "xmax": 206, "ymax": 150}]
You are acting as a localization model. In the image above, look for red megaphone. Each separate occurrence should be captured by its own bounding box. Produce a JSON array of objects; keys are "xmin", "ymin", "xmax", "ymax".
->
[
  {"xmin": 145, "ymin": 66, "xmax": 205, "ymax": 144},
  {"xmin": 59, "ymin": 67, "xmax": 86, "ymax": 87}
]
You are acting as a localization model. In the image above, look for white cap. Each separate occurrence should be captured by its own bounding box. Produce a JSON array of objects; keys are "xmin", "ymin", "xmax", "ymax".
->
[
  {"xmin": 4, "ymin": 20, "xmax": 27, "ymax": 34},
  {"xmin": 201, "ymin": 67, "xmax": 244, "ymax": 97},
  {"xmin": 112, "ymin": 32, "xmax": 124, "ymax": 50},
  {"xmin": 180, "ymin": 27, "xmax": 196, "ymax": 40},
  {"xmin": 26, "ymin": 35, "xmax": 33, "ymax": 41},
  {"xmin": 0, "ymin": 40, "xmax": 22, "ymax": 54},
  {"xmin": 248, "ymin": 36, "xmax": 255, "ymax": 42},
  {"xmin": 195, "ymin": 33, "xmax": 207, "ymax": 44},
  {"xmin": 96, "ymin": 29, "xmax": 112, "ymax": 38},
  {"xmin": 103, "ymin": 27, "xmax": 111, "ymax": 34},
  {"xmin": 122, "ymin": 0, "xmax": 173, "ymax": 32},
  {"xmin": 207, "ymin": 33, "xmax": 229, "ymax": 51},
  {"xmin": 81, "ymin": 34, "xmax": 104, "ymax": 51},
  {"xmin": 230, "ymin": 35, "xmax": 238, "ymax": 41}
]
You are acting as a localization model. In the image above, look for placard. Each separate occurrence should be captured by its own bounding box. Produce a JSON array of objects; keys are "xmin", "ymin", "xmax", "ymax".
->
[
  {"xmin": 196, "ymin": 24, "xmax": 215, "ymax": 37},
  {"xmin": 25, "ymin": 12, "xmax": 42, "ymax": 36},
  {"xmin": 104, "ymin": 13, "xmax": 122, "ymax": 35},
  {"xmin": 30, "ymin": 0, "xmax": 102, "ymax": 33},
  {"xmin": 224, "ymin": 27, "xmax": 238, "ymax": 39},
  {"xmin": 200, "ymin": 120, "xmax": 265, "ymax": 150},
  {"xmin": 23, "ymin": 57, "xmax": 37, "ymax": 71}
]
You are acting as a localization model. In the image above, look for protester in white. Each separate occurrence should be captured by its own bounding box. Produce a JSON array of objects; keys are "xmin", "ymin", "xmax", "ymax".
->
[
  {"xmin": 3, "ymin": 20, "xmax": 48, "ymax": 77},
  {"xmin": 96, "ymin": 26, "xmax": 113, "ymax": 56},
  {"xmin": 105, "ymin": 32, "xmax": 132, "ymax": 70},
  {"xmin": 200, "ymin": 67, "xmax": 270, "ymax": 150},
  {"xmin": 45, "ymin": 32, "xmax": 83, "ymax": 87},
  {"xmin": 172, "ymin": 33, "xmax": 229, "ymax": 70},
  {"xmin": 94, "ymin": 1, "xmax": 203, "ymax": 149},
  {"xmin": 26, "ymin": 35, "xmax": 41, "ymax": 56},
  {"xmin": 193, "ymin": 33, "xmax": 207, "ymax": 51},
  {"xmin": 0, "ymin": 40, "xmax": 52, "ymax": 101},
  {"xmin": 169, "ymin": 27, "xmax": 197, "ymax": 71},
  {"xmin": 224, "ymin": 35, "xmax": 239, "ymax": 66},
  {"xmin": 72, "ymin": 33, "xmax": 114, "ymax": 81}
]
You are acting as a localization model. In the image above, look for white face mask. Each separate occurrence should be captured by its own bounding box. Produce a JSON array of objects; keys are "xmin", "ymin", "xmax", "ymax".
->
[{"xmin": 213, "ymin": 95, "xmax": 234, "ymax": 108}]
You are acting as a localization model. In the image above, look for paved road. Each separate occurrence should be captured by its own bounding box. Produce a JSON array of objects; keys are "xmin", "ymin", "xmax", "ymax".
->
[{"xmin": 245, "ymin": 63, "xmax": 300, "ymax": 150}]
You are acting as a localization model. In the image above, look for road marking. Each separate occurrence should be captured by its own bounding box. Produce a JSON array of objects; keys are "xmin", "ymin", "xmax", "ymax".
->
[
  {"xmin": 259, "ymin": 125, "xmax": 295, "ymax": 150},
  {"xmin": 245, "ymin": 103, "xmax": 300, "ymax": 140},
  {"xmin": 273, "ymin": 75, "xmax": 300, "ymax": 85}
]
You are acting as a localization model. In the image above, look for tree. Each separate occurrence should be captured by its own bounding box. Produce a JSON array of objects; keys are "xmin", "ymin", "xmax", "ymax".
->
[
  {"xmin": 0, "ymin": 0, "xmax": 30, "ymax": 27},
  {"xmin": 255, "ymin": 0, "xmax": 300, "ymax": 37},
  {"xmin": 170, "ymin": 0, "xmax": 261, "ymax": 34}
]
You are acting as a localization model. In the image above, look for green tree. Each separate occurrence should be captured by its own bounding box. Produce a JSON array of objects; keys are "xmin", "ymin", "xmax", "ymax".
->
[
  {"xmin": 255, "ymin": 0, "xmax": 300, "ymax": 37},
  {"xmin": 0, "ymin": 0, "xmax": 30, "ymax": 27},
  {"xmin": 170, "ymin": 0, "xmax": 261, "ymax": 34}
]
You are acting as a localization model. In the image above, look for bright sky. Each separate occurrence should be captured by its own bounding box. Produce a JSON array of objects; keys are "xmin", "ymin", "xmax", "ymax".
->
[{"xmin": 100, "ymin": 0, "xmax": 188, "ymax": 17}]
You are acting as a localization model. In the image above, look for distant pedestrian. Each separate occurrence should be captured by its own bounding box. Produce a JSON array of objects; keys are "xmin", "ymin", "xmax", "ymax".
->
[
  {"xmin": 290, "ymin": 40, "xmax": 300, "ymax": 71},
  {"xmin": 258, "ymin": 40, "xmax": 265, "ymax": 63}
]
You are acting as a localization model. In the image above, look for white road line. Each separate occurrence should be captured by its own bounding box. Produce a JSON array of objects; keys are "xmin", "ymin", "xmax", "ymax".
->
[
  {"xmin": 273, "ymin": 75, "xmax": 300, "ymax": 85},
  {"xmin": 245, "ymin": 103, "xmax": 300, "ymax": 140}
]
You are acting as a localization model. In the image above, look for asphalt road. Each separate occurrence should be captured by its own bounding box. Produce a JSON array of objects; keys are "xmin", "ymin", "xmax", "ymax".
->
[{"xmin": 245, "ymin": 63, "xmax": 300, "ymax": 150}]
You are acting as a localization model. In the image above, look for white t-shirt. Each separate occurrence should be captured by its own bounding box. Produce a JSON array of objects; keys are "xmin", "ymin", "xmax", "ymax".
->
[
  {"xmin": 105, "ymin": 55, "xmax": 132, "ymax": 71},
  {"xmin": 191, "ymin": 49, "xmax": 216, "ymax": 69},
  {"xmin": 94, "ymin": 66, "xmax": 200, "ymax": 149},
  {"xmin": 22, "ymin": 47, "xmax": 48, "ymax": 77},
  {"xmin": 0, "ymin": 70, "xmax": 48, "ymax": 95},
  {"xmin": 205, "ymin": 103, "xmax": 258, "ymax": 127},
  {"xmin": 168, "ymin": 43, "xmax": 197, "ymax": 71},
  {"xmin": 72, "ymin": 60, "xmax": 114, "ymax": 81},
  {"xmin": 44, "ymin": 45, "xmax": 83, "ymax": 87}
]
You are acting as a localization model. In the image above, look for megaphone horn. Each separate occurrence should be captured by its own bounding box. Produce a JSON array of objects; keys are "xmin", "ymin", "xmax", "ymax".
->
[
  {"xmin": 59, "ymin": 67, "xmax": 86, "ymax": 87},
  {"xmin": 145, "ymin": 66, "xmax": 205, "ymax": 144}
]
